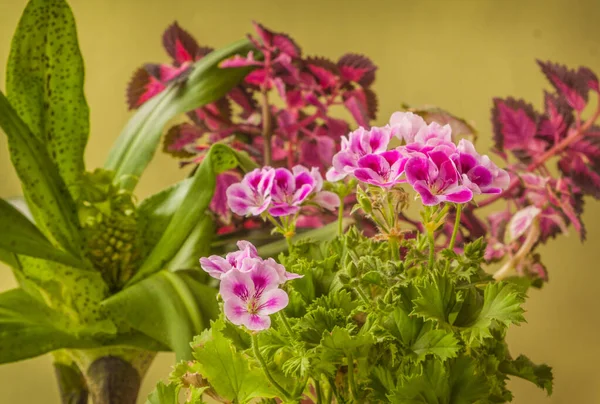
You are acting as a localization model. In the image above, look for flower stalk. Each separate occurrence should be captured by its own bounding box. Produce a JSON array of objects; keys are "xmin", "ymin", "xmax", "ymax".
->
[{"xmin": 251, "ymin": 333, "xmax": 291, "ymax": 401}]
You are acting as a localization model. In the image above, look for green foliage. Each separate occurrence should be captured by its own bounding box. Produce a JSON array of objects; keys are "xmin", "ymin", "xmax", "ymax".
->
[{"xmin": 164, "ymin": 229, "xmax": 552, "ymax": 403}]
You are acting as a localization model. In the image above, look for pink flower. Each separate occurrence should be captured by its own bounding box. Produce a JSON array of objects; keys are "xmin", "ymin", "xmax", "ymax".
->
[
  {"xmin": 508, "ymin": 206, "xmax": 541, "ymax": 242},
  {"xmin": 220, "ymin": 266, "xmax": 289, "ymax": 331},
  {"xmin": 210, "ymin": 172, "xmax": 241, "ymax": 223},
  {"xmin": 327, "ymin": 126, "xmax": 392, "ymax": 182},
  {"xmin": 452, "ymin": 139, "xmax": 510, "ymax": 195},
  {"xmin": 240, "ymin": 256, "xmax": 303, "ymax": 283},
  {"xmin": 199, "ymin": 255, "xmax": 232, "ymax": 279},
  {"xmin": 353, "ymin": 150, "xmax": 407, "ymax": 188},
  {"xmin": 404, "ymin": 150, "xmax": 473, "ymax": 206},
  {"xmin": 389, "ymin": 111, "xmax": 427, "ymax": 143},
  {"xmin": 226, "ymin": 167, "xmax": 275, "ymax": 216},
  {"xmin": 226, "ymin": 240, "xmax": 259, "ymax": 267}
]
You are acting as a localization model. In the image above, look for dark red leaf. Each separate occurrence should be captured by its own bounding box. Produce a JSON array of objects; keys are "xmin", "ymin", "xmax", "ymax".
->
[
  {"xmin": 538, "ymin": 91, "xmax": 573, "ymax": 143},
  {"xmin": 163, "ymin": 123, "xmax": 204, "ymax": 158},
  {"xmin": 558, "ymin": 135, "xmax": 600, "ymax": 199},
  {"xmin": 245, "ymin": 68, "xmax": 269, "ymax": 87},
  {"xmin": 219, "ymin": 51, "xmax": 263, "ymax": 68},
  {"xmin": 537, "ymin": 60, "xmax": 591, "ymax": 111},
  {"xmin": 343, "ymin": 91, "xmax": 370, "ymax": 127},
  {"xmin": 491, "ymin": 98, "xmax": 543, "ymax": 158},
  {"xmin": 305, "ymin": 57, "xmax": 339, "ymax": 90},
  {"xmin": 252, "ymin": 21, "xmax": 274, "ymax": 47},
  {"xmin": 228, "ymin": 86, "xmax": 258, "ymax": 116},
  {"xmin": 364, "ymin": 87, "xmax": 378, "ymax": 120},
  {"xmin": 337, "ymin": 53, "xmax": 377, "ymax": 87},
  {"xmin": 126, "ymin": 64, "xmax": 166, "ymax": 109},
  {"xmin": 272, "ymin": 33, "xmax": 302, "ymax": 58},
  {"xmin": 162, "ymin": 22, "xmax": 204, "ymax": 65},
  {"xmin": 325, "ymin": 117, "xmax": 350, "ymax": 139},
  {"xmin": 579, "ymin": 67, "xmax": 599, "ymax": 93}
]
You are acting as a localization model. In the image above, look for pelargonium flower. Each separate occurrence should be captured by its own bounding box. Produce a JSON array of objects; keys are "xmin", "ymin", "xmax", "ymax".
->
[
  {"xmin": 226, "ymin": 167, "xmax": 275, "ymax": 216},
  {"xmin": 353, "ymin": 150, "xmax": 407, "ymax": 188},
  {"xmin": 389, "ymin": 111, "xmax": 427, "ymax": 143},
  {"xmin": 240, "ymin": 256, "xmax": 303, "ymax": 283},
  {"xmin": 270, "ymin": 166, "xmax": 340, "ymax": 216},
  {"xmin": 404, "ymin": 150, "xmax": 473, "ymax": 206},
  {"xmin": 220, "ymin": 265, "xmax": 289, "ymax": 331},
  {"xmin": 327, "ymin": 126, "xmax": 392, "ymax": 181},
  {"xmin": 452, "ymin": 139, "xmax": 510, "ymax": 195}
]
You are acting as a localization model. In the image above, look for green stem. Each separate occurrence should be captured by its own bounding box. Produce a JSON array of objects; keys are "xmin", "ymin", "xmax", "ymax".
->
[
  {"xmin": 327, "ymin": 377, "xmax": 345, "ymax": 404},
  {"xmin": 448, "ymin": 204, "xmax": 462, "ymax": 251},
  {"xmin": 315, "ymin": 379, "xmax": 323, "ymax": 404},
  {"xmin": 355, "ymin": 285, "xmax": 371, "ymax": 306},
  {"xmin": 346, "ymin": 352, "xmax": 358, "ymax": 402},
  {"xmin": 389, "ymin": 236, "xmax": 400, "ymax": 261},
  {"xmin": 251, "ymin": 334, "xmax": 290, "ymax": 400},
  {"xmin": 338, "ymin": 198, "xmax": 345, "ymax": 236},
  {"xmin": 278, "ymin": 311, "xmax": 295, "ymax": 337},
  {"xmin": 427, "ymin": 228, "xmax": 435, "ymax": 271}
]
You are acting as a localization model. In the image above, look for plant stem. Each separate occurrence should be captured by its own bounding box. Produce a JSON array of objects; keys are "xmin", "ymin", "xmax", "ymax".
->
[
  {"xmin": 346, "ymin": 352, "xmax": 358, "ymax": 402},
  {"xmin": 327, "ymin": 377, "xmax": 345, "ymax": 404},
  {"xmin": 86, "ymin": 356, "xmax": 141, "ymax": 404},
  {"xmin": 261, "ymin": 90, "xmax": 273, "ymax": 166},
  {"xmin": 315, "ymin": 379, "xmax": 323, "ymax": 404},
  {"xmin": 427, "ymin": 228, "xmax": 435, "ymax": 271},
  {"xmin": 448, "ymin": 204, "xmax": 463, "ymax": 251},
  {"xmin": 278, "ymin": 311, "xmax": 295, "ymax": 337},
  {"xmin": 54, "ymin": 362, "xmax": 88, "ymax": 404},
  {"xmin": 355, "ymin": 285, "xmax": 371, "ymax": 306},
  {"xmin": 338, "ymin": 198, "xmax": 345, "ymax": 236},
  {"xmin": 251, "ymin": 333, "xmax": 291, "ymax": 401},
  {"xmin": 389, "ymin": 235, "xmax": 400, "ymax": 261}
]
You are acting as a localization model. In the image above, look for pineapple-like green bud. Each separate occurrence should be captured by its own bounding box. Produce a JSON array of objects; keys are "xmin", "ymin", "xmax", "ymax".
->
[{"xmin": 77, "ymin": 169, "xmax": 139, "ymax": 291}]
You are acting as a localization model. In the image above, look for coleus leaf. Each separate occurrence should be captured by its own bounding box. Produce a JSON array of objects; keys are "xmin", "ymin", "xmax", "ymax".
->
[
  {"xmin": 491, "ymin": 97, "xmax": 542, "ymax": 157},
  {"xmin": 499, "ymin": 354, "xmax": 553, "ymax": 395},
  {"xmin": 105, "ymin": 39, "xmax": 254, "ymax": 191},
  {"xmin": 163, "ymin": 123, "xmax": 204, "ymax": 158},
  {"xmin": 305, "ymin": 56, "xmax": 339, "ymax": 90},
  {"xmin": 6, "ymin": 0, "xmax": 90, "ymax": 200},
  {"xmin": 538, "ymin": 91, "xmax": 573, "ymax": 142},
  {"xmin": 192, "ymin": 318, "xmax": 278, "ymax": 402},
  {"xmin": 0, "ymin": 92, "xmax": 81, "ymax": 255},
  {"xmin": 126, "ymin": 65, "xmax": 166, "ymax": 110},
  {"xmin": 0, "ymin": 198, "xmax": 87, "ymax": 269},
  {"xmin": 537, "ymin": 60, "xmax": 594, "ymax": 112},
  {"xmin": 252, "ymin": 21, "xmax": 301, "ymax": 58},
  {"xmin": 558, "ymin": 135, "xmax": 600, "ymax": 199},
  {"xmin": 337, "ymin": 53, "xmax": 377, "ymax": 87},
  {"xmin": 162, "ymin": 22, "xmax": 210, "ymax": 65}
]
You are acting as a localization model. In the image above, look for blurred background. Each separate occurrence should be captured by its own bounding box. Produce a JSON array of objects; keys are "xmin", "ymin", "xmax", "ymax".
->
[{"xmin": 1, "ymin": 0, "xmax": 599, "ymax": 402}]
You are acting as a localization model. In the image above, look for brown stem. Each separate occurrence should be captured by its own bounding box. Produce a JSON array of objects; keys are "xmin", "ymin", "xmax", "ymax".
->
[
  {"xmin": 54, "ymin": 362, "xmax": 88, "ymax": 404},
  {"xmin": 261, "ymin": 90, "xmax": 273, "ymax": 165},
  {"xmin": 477, "ymin": 101, "xmax": 600, "ymax": 209},
  {"xmin": 86, "ymin": 356, "xmax": 141, "ymax": 404}
]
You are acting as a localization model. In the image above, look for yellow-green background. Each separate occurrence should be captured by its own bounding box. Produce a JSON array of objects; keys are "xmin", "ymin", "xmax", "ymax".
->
[{"xmin": 1, "ymin": 0, "xmax": 599, "ymax": 402}]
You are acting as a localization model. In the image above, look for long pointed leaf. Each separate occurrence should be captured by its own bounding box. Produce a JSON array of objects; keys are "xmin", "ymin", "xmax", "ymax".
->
[
  {"xmin": 6, "ymin": 0, "xmax": 89, "ymax": 199},
  {"xmin": 0, "ymin": 199, "xmax": 87, "ymax": 269},
  {"xmin": 0, "ymin": 288, "xmax": 98, "ymax": 364},
  {"xmin": 167, "ymin": 214, "xmax": 215, "ymax": 271},
  {"xmin": 102, "ymin": 270, "xmax": 219, "ymax": 361},
  {"xmin": 129, "ymin": 144, "xmax": 243, "ymax": 284},
  {"xmin": 0, "ymin": 92, "xmax": 81, "ymax": 254},
  {"xmin": 104, "ymin": 39, "xmax": 254, "ymax": 191}
]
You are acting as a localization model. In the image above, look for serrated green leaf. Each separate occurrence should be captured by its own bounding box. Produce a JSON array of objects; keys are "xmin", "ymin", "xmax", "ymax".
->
[
  {"xmin": 130, "ymin": 144, "xmax": 242, "ymax": 283},
  {"xmin": 0, "ymin": 92, "xmax": 80, "ymax": 254},
  {"xmin": 146, "ymin": 381, "xmax": 179, "ymax": 404},
  {"xmin": 102, "ymin": 270, "xmax": 218, "ymax": 360},
  {"xmin": 105, "ymin": 40, "xmax": 254, "ymax": 190},
  {"xmin": 0, "ymin": 198, "xmax": 87, "ymax": 268},
  {"xmin": 321, "ymin": 326, "xmax": 373, "ymax": 353},
  {"xmin": 411, "ymin": 327, "xmax": 460, "ymax": 362},
  {"xmin": 500, "ymin": 354, "xmax": 553, "ymax": 395},
  {"xmin": 0, "ymin": 288, "xmax": 98, "ymax": 363},
  {"xmin": 412, "ymin": 271, "xmax": 461, "ymax": 326},
  {"xmin": 6, "ymin": 0, "xmax": 89, "ymax": 199},
  {"xmin": 460, "ymin": 282, "xmax": 525, "ymax": 343},
  {"xmin": 193, "ymin": 318, "xmax": 278, "ymax": 403}
]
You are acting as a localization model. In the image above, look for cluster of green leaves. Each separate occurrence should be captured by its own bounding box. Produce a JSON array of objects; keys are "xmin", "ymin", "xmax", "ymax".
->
[
  {"xmin": 156, "ymin": 229, "xmax": 552, "ymax": 403},
  {"xmin": 0, "ymin": 0, "xmax": 258, "ymax": 372}
]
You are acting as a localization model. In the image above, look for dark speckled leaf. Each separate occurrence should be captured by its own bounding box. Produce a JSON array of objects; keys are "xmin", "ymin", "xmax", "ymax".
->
[
  {"xmin": 0, "ymin": 198, "xmax": 87, "ymax": 269},
  {"xmin": 0, "ymin": 92, "xmax": 81, "ymax": 254},
  {"xmin": 6, "ymin": 0, "xmax": 89, "ymax": 200},
  {"xmin": 0, "ymin": 288, "xmax": 98, "ymax": 364},
  {"xmin": 104, "ymin": 39, "xmax": 254, "ymax": 191}
]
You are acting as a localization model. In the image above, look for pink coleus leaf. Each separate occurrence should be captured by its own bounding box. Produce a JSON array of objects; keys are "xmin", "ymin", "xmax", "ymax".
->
[
  {"xmin": 252, "ymin": 21, "xmax": 301, "ymax": 58},
  {"xmin": 305, "ymin": 57, "xmax": 339, "ymax": 90},
  {"xmin": 245, "ymin": 68, "xmax": 270, "ymax": 87},
  {"xmin": 337, "ymin": 53, "xmax": 377, "ymax": 87},
  {"xmin": 558, "ymin": 135, "xmax": 600, "ymax": 199},
  {"xmin": 126, "ymin": 65, "xmax": 166, "ymax": 109},
  {"xmin": 228, "ymin": 86, "xmax": 258, "ymax": 116},
  {"xmin": 579, "ymin": 67, "xmax": 600, "ymax": 93},
  {"xmin": 163, "ymin": 123, "xmax": 204, "ymax": 158},
  {"xmin": 491, "ymin": 97, "xmax": 544, "ymax": 159},
  {"xmin": 219, "ymin": 51, "xmax": 263, "ymax": 68},
  {"xmin": 343, "ymin": 88, "xmax": 377, "ymax": 127},
  {"xmin": 537, "ymin": 60, "xmax": 592, "ymax": 111},
  {"xmin": 162, "ymin": 22, "xmax": 207, "ymax": 65},
  {"xmin": 538, "ymin": 91, "xmax": 573, "ymax": 143}
]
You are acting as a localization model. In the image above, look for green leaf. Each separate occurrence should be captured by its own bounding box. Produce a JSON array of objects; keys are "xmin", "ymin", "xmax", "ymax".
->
[
  {"xmin": 412, "ymin": 271, "xmax": 461, "ymax": 326},
  {"xmin": 192, "ymin": 318, "xmax": 278, "ymax": 403},
  {"xmin": 500, "ymin": 354, "xmax": 553, "ymax": 395},
  {"xmin": 104, "ymin": 40, "xmax": 254, "ymax": 190},
  {"xmin": 410, "ymin": 327, "xmax": 460, "ymax": 362},
  {"xmin": 0, "ymin": 92, "xmax": 81, "ymax": 254},
  {"xmin": 0, "ymin": 198, "xmax": 87, "ymax": 268},
  {"xmin": 167, "ymin": 214, "xmax": 215, "ymax": 271},
  {"xmin": 102, "ymin": 270, "xmax": 219, "ymax": 360},
  {"xmin": 460, "ymin": 282, "xmax": 525, "ymax": 343},
  {"xmin": 6, "ymin": 0, "xmax": 89, "ymax": 199},
  {"xmin": 130, "ymin": 144, "xmax": 242, "ymax": 283},
  {"xmin": 0, "ymin": 248, "xmax": 20, "ymax": 269},
  {"xmin": 146, "ymin": 381, "xmax": 179, "ymax": 404},
  {"xmin": 0, "ymin": 288, "xmax": 98, "ymax": 363},
  {"xmin": 321, "ymin": 326, "xmax": 374, "ymax": 354}
]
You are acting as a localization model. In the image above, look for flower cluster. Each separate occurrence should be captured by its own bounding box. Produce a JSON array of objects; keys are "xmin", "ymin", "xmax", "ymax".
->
[
  {"xmin": 127, "ymin": 21, "xmax": 377, "ymax": 231},
  {"xmin": 227, "ymin": 165, "xmax": 340, "ymax": 217},
  {"xmin": 200, "ymin": 241, "xmax": 300, "ymax": 330},
  {"xmin": 328, "ymin": 111, "xmax": 510, "ymax": 206}
]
